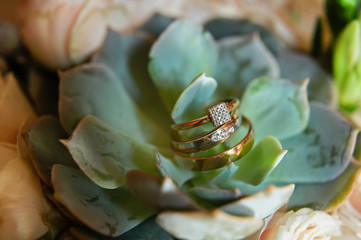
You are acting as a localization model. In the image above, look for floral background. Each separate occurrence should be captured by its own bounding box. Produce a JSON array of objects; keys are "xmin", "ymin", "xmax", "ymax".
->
[{"xmin": 0, "ymin": 0, "xmax": 361, "ymax": 240}]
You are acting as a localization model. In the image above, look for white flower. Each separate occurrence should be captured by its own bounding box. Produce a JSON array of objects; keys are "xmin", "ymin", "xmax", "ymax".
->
[
  {"xmin": 332, "ymin": 201, "xmax": 361, "ymax": 239},
  {"xmin": 261, "ymin": 208, "xmax": 342, "ymax": 240},
  {"xmin": 332, "ymin": 173, "xmax": 361, "ymax": 239},
  {"xmin": 21, "ymin": 0, "xmax": 160, "ymax": 69}
]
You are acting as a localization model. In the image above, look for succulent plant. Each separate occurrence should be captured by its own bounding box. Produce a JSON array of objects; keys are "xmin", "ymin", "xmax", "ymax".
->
[{"xmin": 22, "ymin": 15, "xmax": 361, "ymax": 239}]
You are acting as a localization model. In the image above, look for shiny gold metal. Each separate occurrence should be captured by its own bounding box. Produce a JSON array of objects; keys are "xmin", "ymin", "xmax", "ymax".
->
[
  {"xmin": 173, "ymin": 116, "xmax": 254, "ymax": 171},
  {"xmin": 171, "ymin": 98, "xmax": 239, "ymax": 131},
  {"xmin": 171, "ymin": 114, "xmax": 241, "ymax": 153}
]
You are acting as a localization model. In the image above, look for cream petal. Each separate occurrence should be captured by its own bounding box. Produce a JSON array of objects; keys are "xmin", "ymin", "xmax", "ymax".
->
[
  {"xmin": 0, "ymin": 142, "xmax": 16, "ymax": 172},
  {"xmin": 0, "ymin": 156, "xmax": 50, "ymax": 239},
  {"xmin": 262, "ymin": 208, "xmax": 342, "ymax": 240},
  {"xmin": 68, "ymin": 0, "xmax": 108, "ymax": 64},
  {"xmin": 0, "ymin": 73, "xmax": 35, "ymax": 143},
  {"xmin": 22, "ymin": 2, "xmax": 83, "ymax": 69}
]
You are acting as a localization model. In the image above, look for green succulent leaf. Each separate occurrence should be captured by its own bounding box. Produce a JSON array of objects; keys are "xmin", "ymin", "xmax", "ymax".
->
[
  {"xmin": 60, "ymin": 218, "xmax": 174, "ymax": 240},
  {"xmin": 156, "ymin": 210, "xmax": 263, "ymax": 240},
  {"xmin": 59, "ymin": 62, "xmax": 168, "ymax": 147},
  {"xmin": 118, "ymin": 216, "xmax": 174, "ymax": 240},
  {"xmin": 217, "ymin": 180, "xmax": 272, "ymax": 197},
  {"xmin": 51, "ymin": 164, "xmax": 152, "ymax": 237},
  {"xmin": 93, "ymin": 31, "xmax": 170, "ymax": 126},
  {"xmin": 210, "ymin": 163, "xmax": 239, "ymax": 185},
  {"xmin": 38, "ymin": 207, "xmax": 70, "ymax": 240},
  {"xmin": 353, "ymin": 133, "xmax": 361, "ymax": 161},
  {"xmin": 221, "ymin": 184, "xmax": 294, "ymax": 219},
  {"xmin": 204, "ymin": 18, "xmax": 282, "ymax": 55},
  {"xmin": 125, "ymin": 170, "xmax": 203, "ymax": 212},
  {"xmin": 240, "ymin": 77, "xmax": 309, "ymax": 141},
  {"xmin": 28, "ymin": 66, "xmax": 59, "ymax": 116},
  {"xmin": 26, "ymin": 116, "xmax": 78, "ymax": 187},
  {"xmin": 333, "ymin": 19, "xmax": 361, "ymax": 112},
  {"xmin": 190, "ymin": 187, "xmax": 242, "ymax": 205},
  {"xmin": 172, "ymin": 72, "xmax": 217, "ymax": 123},
  {"xmin": 232, "ymin": 136, "xmax": 287, "ymax": 186},
  {"xmin": 215, "ymin": 35, "xmax": 280, "ymax": 99},
  {"xmin": 268, "ymin": 103, "xmax": 358, "ymax": 183},
  {"xmin": 148, "ymin": 20, "xmax": 217, "ymax": 111},
  {"xmin": 139, "ymin": 14, "xmax": 174, "ymax": 37},
  {"xmin": 326, "ymin": 0, "xmax": 360, "ymax": 37},
  {"xmin": 190, "ymin": 164, "xmax": 237, "ymax": 187},
  {"xmin": 278, "ymin": 49, "xmax": 336, "ymax": 106},
  {"xmin": 62, "ymin": 115, "xmax": 158, "ymax": 189},
  {"xmin": 288, "ymin": 161, "xmax": 361, "ymax": 211},
  {"xmin": 156, "ymin": 152, "xmax": 194, "ymax": 187}
]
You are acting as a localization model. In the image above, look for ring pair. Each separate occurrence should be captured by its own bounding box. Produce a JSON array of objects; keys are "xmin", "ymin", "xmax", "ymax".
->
[{"xmin": 171, "ymin": 98, "xmax": 254, "ymax": 171}]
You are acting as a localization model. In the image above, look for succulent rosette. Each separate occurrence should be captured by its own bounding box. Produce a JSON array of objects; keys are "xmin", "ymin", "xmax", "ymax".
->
[{"xmin": 19, "ymin": 14, "xmax": 361, "ymax": 239}]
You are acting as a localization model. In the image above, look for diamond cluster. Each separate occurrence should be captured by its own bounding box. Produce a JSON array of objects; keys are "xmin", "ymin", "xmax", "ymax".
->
[
  {"xmin": 208, "ymin": 102, "xmax": 231, "ymax": 127},
  {"xmin": 211, "ymin": 126, "xmax": 235, "ymax": 142}
]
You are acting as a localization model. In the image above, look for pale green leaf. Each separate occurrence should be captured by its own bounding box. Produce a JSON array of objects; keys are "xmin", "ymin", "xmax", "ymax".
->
[
  {"xmin": 240, "ymin": 77, "xmax": 310, "ymax": 141},
  {"xmin": 288, "ymin": 161, "xmax": 361, "ymax": 211},
  {"xmin": 149, "ymin": 20, "xmax": 217, "ymax": 111},
  {"xmin": 59, "ymin": 62, "xmax": 169, "ymax": 147},
  {"xmin": 93, "ymin": 31, "xmax": 170, "ymax": 126},
  {"xmin": 60, "ymin": 217, "xmax": 174, "ymax": 240},
  {"xmin": 62, "ymin": 115, "xmax": 158, "ymax": 189},
  {"xmin": 26, "ymin": 116, "xmax": 78, "ymax": 187},
  {"xmin": 155, "ymin": 151, "xmax": 194, "ymax": 187},
  {"xmin": 278, "ymin": 49, "xmax": 336, "ymax": 106},
  {"xmin": 51, "ymin": 164, "xmax": 152, "ymax": 237},
  {"xmin": 204, "ymin": 18, "xmax": 282, "ymax": 55},
  {"xmin": 171, "ymin": 72, "xmax": 217, "ymax": 123},
  {"xmin": 232, "ymin": 136, "xmax": 287, "ymax": 186},
  {"xmin": 268, "ymin": 103, "xmax": 358, "ymax": 183},
  {"xmin": 139, "ymin": 14, "xmax": 174, "ymax": 37},
  {"xmin": 125, "ymin": 170, "xmax": 202, "ymax": 212},
  {"xmin": 190, "ymin": 187, "xmax": 242, "ymax": 205},
  {"xmin": 215, "ymin": 35, "xmax": 279, "ymax": 99}
]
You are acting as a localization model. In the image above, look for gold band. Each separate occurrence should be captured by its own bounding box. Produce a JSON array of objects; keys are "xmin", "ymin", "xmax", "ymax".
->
[
  {"xmin": 173, "ymin": 115, "xmax": 254, "ymax": 171},
  {"xmin": 171, "ymin": 114, "xmax": 241, "ymax": 153},
  {"xmin": 171, "ymin": 98, "xmax": 239, "ymax": 131}
]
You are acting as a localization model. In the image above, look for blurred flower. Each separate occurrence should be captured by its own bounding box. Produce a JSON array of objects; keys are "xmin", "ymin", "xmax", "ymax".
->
[
  {"xmin": 21, "ymin": 0, "xmax": 161, "ymax": 69},
  {"xmin": 0, "ymin": 73, "xmax": 36, "ymax": 143},
  {"xmin": 156, "ymin": 0, "xmax": 323, "ymax": 51},
  {"xmin": 261, "ymin": 208, "xmax": 342, "ymax": 240},
  {"xmin": 21, "ymin": 0, "xmax": 328, "ymax": 70},
  {"xmin": 332, "ymin": 173, "xmax": 361, "ymax": 239},
  {"xmin": 0, "ymin": 72, "xmax": 54, "ymax": 239},
  {"xmin": 0, "ymin": 152, "xmax": 51, "ymax": 240}
]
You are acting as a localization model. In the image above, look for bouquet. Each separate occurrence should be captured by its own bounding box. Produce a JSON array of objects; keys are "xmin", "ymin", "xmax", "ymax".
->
[{"xmin": 0, "ymin": 0, "xmax": 360, "ymax": 239}]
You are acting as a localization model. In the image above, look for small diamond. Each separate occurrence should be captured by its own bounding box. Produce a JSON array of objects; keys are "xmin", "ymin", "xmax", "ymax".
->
[
  {"xmin": 211, "ymin": 132, "xmax": 222, "ymax": 142},
  {"xmin": 208, "ymin": 102, "xmax": 231, "ymax": 127},
  {"xmin": 211, "ymin": 126, "xmax": 235, "ymax": 142}
]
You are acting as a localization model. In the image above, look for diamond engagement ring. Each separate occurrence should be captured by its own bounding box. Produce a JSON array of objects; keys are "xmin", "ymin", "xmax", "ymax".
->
[
  {"xmin": 170, "ymin": 98, "xmax": 254, "ymax": 171},
  {"xmin": 171, "ymin": 98, "xmax": 239, "ymax": 131}
]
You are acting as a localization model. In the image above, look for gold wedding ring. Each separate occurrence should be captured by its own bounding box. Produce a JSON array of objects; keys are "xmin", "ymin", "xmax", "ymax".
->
[
  {"xmin": 172, "ymin": 114, "xmax": 241, "ymax": 153},
  {"xmin": 174, "ymin": 116, "xmax": 254, "ymax": 171},
  {"xmin": 171, "ymin": 98, "xmax": 254, "ymax": 171}
]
